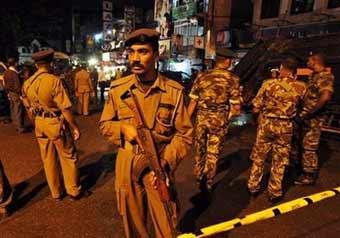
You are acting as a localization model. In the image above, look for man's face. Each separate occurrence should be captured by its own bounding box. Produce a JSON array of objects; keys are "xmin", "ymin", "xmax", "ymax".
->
[
  {"xmin": 307, "ymin": 56, "xmax": 315, "ymax": 70},
  {"xmin": 128, "ymin": 43, "xmax": 158, "ymax": 76}
]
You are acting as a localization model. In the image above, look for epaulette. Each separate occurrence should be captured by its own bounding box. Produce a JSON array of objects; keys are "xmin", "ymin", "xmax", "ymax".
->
[
  {"xmin": 165, "ymin": 78, "xmax": 184, "ymax": 90},
  {"xmin": 262, "ymin": 78, "xmax": 275, "ymax": 85},
  {"xmin": 110, "ymin": 75, "xmax": 134, "ymax": 89}
]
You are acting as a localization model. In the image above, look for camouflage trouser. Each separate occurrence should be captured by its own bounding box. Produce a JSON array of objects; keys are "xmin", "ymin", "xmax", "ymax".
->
[
  {"xmin": 248, "ymin": 117, "xmax": 293, "ymax": 197},
  {"xmin": 301, "ymin": 117, "xmax": 325, "ymax": 174},
  {"xmin": 193, "ymin": 110, "xmax": 228, "ymax": 185}
]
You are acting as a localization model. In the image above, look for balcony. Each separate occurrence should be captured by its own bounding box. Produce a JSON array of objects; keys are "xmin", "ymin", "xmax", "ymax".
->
[{"xmin": 172, "ymin": 2, "xmax": 197, "ymax": 20}]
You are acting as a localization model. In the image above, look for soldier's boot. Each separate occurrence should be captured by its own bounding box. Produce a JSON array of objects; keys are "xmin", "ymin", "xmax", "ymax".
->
[
  {"xmin": 268, "ymin": 194, "xmax": 283, "ymax": 204},
  {"xmin": 247, "ymin": 188, "xmax": 260, "ymax": 198},
  {"xmin": 206, "ymin": 179, "xmax": 213, "ymax": 192},
  {"xmin": 294, "ymin": 173, "xmax": 316, "ymax": 186}
]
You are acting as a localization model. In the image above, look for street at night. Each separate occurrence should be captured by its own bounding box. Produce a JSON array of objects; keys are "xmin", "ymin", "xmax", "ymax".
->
[
  {"xmin": 2, "ymin": 0, "xmax": 340, "ymax": 237},
  {"xmin": 0, "ymin": 110, "xmax": 339, "ymax": 238}
]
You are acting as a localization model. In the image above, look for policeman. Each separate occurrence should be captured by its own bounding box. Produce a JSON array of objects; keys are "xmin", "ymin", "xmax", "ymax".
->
[
  {"xmin": 74, "ymin": 65, "xmax": 94, "ymax": 115},
  {"xmin": 294, "ymin": 53, "xmax": 334, "ymax": 185},
  {"xmin": 22, "ymin": 49, "xmax": 82, "ymax": 201},
  {"xmin": 99, "ymin": 28, "xmax": 193, "ymax": 238},
  {"xmin": 0, "ymin": 160, "xmax": 12, "ymax": 219},
  {"xmin": 188, "ymin": 48, "xmax": 242, "ymax": 191},
  {"xmin": 247, "ymin": 58, "xmax": 306, "ymax": 203}
]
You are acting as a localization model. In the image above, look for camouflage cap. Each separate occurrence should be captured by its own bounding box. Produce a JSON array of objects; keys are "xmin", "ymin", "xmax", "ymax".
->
[
  {"xmin": 32, "ymin": 49, "xmax": 55, "ymax": 63},
  {"xmin": 216, "ymin": 48, "xmax": 235, "ymax": 58},
  {"xmin": 125, "ymin": 28, "xmax": 160, "ymax": 48}
]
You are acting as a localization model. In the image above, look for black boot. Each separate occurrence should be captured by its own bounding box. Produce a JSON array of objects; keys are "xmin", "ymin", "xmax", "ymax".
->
[{"xmin": 294, "ymin": 173, "xmax": 316, "ymax": 185}]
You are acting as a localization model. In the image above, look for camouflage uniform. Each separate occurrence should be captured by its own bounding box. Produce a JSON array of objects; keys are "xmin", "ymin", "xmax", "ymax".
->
[
  {"xmin": 248, "ymin": 77, "xmax": 306, "ymax": 197},
  {"xmin": 189, "ymin": 69, "xmax": 241, "ymax": 187},
  {"xmin": 299, "ymin": 70, "xmax": 334, "ymax": 174}
]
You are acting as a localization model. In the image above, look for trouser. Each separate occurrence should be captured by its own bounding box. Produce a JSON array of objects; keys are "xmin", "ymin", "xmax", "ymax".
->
[
  {"xmin": 119, "ymin": 172, "xmax": 177, "ymax": 238},
  {"xmin": 77, "ymin": 92, "xmax": 90, "ymax": 115},
  {"xmin": 8, "ymin": 92, "xmax": 24, "ymax": 131},
  {"xmin": 99, "ymin": 84, "xmax": 105, "ymax": 102},
  {"xmin": 301, "ymin": 117, "xmax": 324, "ymax": 174},
  {"xmin": 193, "ymin": 111, "xmax": 228, "ymax": 185},
  {"xmin": 0, "ymin": 160, "xmax": 12, "ymax": 210},
  {"xmin": 248, "ymin": 118, "xmax": 292, "ymax": 197},
  {"xmin": 35, "ymin": 117, "xmax": 81, "ymax": 198}
]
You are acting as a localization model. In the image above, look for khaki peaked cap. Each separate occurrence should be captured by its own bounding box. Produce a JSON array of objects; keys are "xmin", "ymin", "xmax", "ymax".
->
[
  {"xmin": 32, "ymin": 49, "xmax": 55, "ymax": 63},
  {"xmin": 125, "ymin": 28, "xmax": 160, "ymax": 47}
]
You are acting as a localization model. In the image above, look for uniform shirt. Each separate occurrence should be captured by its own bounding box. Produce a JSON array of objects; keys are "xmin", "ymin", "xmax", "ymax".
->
[
  {"xmin": 253, "ymin": 77, "xmax": 306, "ymax": 119},
  {"xmin": 189, "ymin": 68, "xmax": 241, "ymax": 110},
  {"xmin": 100, "ymin": 73, "xmax": 193, "ymax": 171},
  {"xmin": 300, "ymin": 70, "xmax": 334, "ymax": 116},
  {"xmin": 74, "ymin": 69, "xmax": 93, "ymax": 93},
  {"xmin": 98, "ymin": 70, "xmax": 106, "ymax": 83},
  {"xmin": 4, "ymin": 67, "xmax": 21, "ymax": 94},
  {"xmin": 22, "ymin": 69, "xmax": 72, "ymax": 111}
]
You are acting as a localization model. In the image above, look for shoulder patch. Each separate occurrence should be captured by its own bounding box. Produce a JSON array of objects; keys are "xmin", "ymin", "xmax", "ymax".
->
[
  {"xmin": 165, "ymin": 79, "xmax": 184, "ymax": 90},
  {"xmin": 110, "ymin": 75, "xmax": 134, "ymax": 88},
  {"xmin": 262, "ymin": 78, "xmax": 275, "ymax": 86}
]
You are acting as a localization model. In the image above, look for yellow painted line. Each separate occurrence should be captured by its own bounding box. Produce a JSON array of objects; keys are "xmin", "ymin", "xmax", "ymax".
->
[{"xmin": 178, "ymin": 186, "xmax": 340, "ymax": 238}]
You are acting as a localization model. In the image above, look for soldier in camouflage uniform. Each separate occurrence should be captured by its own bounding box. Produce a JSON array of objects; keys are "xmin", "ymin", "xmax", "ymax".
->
[
  {"xmin": 294, "ymin": 53, "xmax": 334, "ymax": 185},
  {"xmin": 248, "ymin": 58, "xmax": 306, "ymax": 202},
  {"xmin": 188, "ymin": 49, "xmax": 242, "ymax": 191}
]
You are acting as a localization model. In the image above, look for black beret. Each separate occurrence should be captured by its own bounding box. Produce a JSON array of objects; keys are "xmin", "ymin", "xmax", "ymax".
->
[
  {"xmin": 32, "ymin": 49, "xmax": 55, "ymax": 63},
  {"xmin": 125, "ymin": 28, "xmax": 160, "ymax": 47},
  {"xmin": 216, "ymin": 48, "xmax": 235, "ymax": 58}
]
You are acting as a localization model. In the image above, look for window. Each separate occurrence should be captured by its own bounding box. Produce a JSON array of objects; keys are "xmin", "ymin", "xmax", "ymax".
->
[
  {"xmin": 291, "ymin": 0, "xmax": 315, "ymax": 14},
  {"xmin": 328, "ymin": 0, "xmax": 340, "ymax": 8},
  {"xmin": 261, "ymin": 0, "xmax": 281, "ymax": 19}
]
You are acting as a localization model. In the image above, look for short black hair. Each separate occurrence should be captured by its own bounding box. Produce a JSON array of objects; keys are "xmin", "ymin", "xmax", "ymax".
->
[
  {"xmin": 281, "ymin": 57, "xmax": 298, "ymax": 74},
  {"xmin": 125, "ymin": 34, "xmax": 159, "ymax": 52},
  {"xmin": 7, "ymin": 58, "xmax": 17, "ymax": 67},
  {"xmin": 310, "ymin": 52, "xmax": 326, "ymax": 66}
]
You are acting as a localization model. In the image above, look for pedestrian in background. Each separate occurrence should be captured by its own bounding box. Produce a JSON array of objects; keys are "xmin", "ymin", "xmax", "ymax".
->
[
  {"xmin": 98, "ymin": 66, "xmax": 106, "ymax": 103},
  {"xmin": 294, "ymin": 52, "xmax": 334, "ymax": 185},
  {"xmin": 74, "ymin": 65, "xmax": 94, "ymax": 116},
  {"xmin": 90, "ymin": 67, "xmax": 98, "ymax": 104},
  {"xmin": 3, "ymin": 58, "xmax": 26, "ymax": 133},
  {"xmin": 22, "ymin": 49, "xmax": 84, "ymax": 201},
  {"xmin": 247, "ymin": 58, "xmax": 306, "ymax": 203},
  {"xmin": 187, "ymin": 49, "xmax": 242, "ymax": 191}
]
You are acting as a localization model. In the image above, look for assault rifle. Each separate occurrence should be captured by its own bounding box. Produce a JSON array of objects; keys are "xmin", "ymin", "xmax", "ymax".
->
[{"xmin": 121, "ymin": 89, "xmax": 177, "ymax": 237}]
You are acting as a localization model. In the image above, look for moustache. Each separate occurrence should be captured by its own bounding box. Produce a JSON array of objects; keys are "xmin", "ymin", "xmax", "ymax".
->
[{"xmin": 131, "ymin": 62, "xmax": 144, "ymax": 68}]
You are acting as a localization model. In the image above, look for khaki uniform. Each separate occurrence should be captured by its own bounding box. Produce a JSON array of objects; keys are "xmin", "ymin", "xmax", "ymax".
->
[
  {"xmin": 0, "ymin": 160, "xmax": 12, "ymax": 212},
  {"xmin": 22, "ymin": 69, "xmax": 81, "ymax": 199},
  {"xmin": 248, "ymin": 77, "xmax": 306, "ymax": 197},
  {"xmin": 100, "ymin": 74, "xmax": 192, "ymax": 238},
  {"xmin": 299, "ymin": 70, "xmax": 334, "ymax": 173},
  {"xmin": 74, "ymin": 69, "xmax": 94, "ymax": 115},
  {"xmin": 189, "ymin": 69, "xmax": 241, "ymax": 186}
]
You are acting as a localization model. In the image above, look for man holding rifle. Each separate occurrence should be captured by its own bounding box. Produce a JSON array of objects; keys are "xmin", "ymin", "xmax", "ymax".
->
[{"xmin": 99, "ymin": 28, "xmax": 193, "ymax": 238}]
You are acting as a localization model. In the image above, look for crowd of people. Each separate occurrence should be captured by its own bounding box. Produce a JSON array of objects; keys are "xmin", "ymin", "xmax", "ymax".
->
[{"xmin": 0, "ymin": 27, "xmax": 335, "ymax": 238}]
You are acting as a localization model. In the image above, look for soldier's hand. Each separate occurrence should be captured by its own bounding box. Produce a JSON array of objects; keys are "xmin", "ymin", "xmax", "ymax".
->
[
  {"xmin": 72, "ymin": 128, "xmax": 81, "ymax": 141},
  {"xmin": 150, "ymin": 171, "xmax": 158, "ymax": 190},
  {"xmin": 120, "ymin": 123, "xmax": 142, "ymax": 145}
]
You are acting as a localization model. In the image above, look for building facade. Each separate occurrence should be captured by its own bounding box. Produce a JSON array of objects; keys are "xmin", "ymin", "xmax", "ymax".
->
[{"xmin": 253, "ymin": 0, "xmax": 340, "ymax": 39}]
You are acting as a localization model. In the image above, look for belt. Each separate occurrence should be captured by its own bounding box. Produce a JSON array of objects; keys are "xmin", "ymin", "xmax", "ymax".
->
[
  {"xmin": 264, "ymin": 115, "xmax": 292, "ymax": 120},
  {"xmin": 125, "ymin": 142, "xmax": 142, "ymax": 154},
  {"xmin": 34, "ymin": 110, "xmax": 61, "ymax": 118},
  {"xmin": 198, "ymin": 105, "xmax": 229, "ymax": 112}
]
